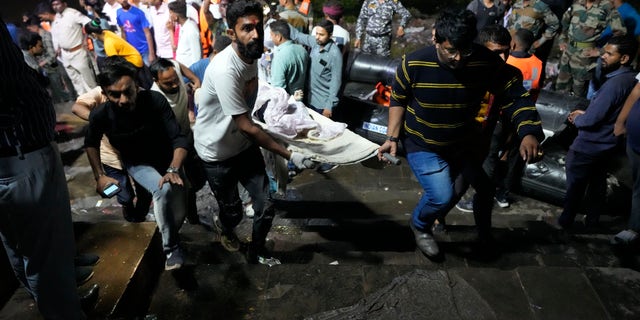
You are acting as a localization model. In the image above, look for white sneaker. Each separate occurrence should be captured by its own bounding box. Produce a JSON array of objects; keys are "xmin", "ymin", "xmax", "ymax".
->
[{"xmin": 243, "ymin": 203, "xmax": 255, "ymax": 218}]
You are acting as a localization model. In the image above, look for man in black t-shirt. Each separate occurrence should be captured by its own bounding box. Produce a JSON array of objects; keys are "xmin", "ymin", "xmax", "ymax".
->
[{"xmin": 84, "ymin": 57, "xmax": 189, "ymax": 271}]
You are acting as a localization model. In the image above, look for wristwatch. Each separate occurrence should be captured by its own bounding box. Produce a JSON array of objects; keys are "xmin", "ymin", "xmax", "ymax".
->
[
  {"xmin": 166, "ymin": 166, "xmax": 179, "ymax": 173},
  {"xmin": 387, "ymin": 136, "xmax": 399, "ymax": 142}
]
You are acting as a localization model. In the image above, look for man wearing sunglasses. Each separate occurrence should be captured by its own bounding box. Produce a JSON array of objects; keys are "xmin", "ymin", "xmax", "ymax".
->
[{"xmin": 378, "ymin": 8, "xmax": 544, "ymax": 259}]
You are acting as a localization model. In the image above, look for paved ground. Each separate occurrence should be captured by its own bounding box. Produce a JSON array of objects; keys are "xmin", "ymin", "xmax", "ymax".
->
[{"xmin": 3, "ymin": 102, "xmax": 640, "ymax": 319}]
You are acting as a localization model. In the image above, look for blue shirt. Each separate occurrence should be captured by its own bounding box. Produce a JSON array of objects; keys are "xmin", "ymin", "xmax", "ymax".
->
[
  {"xmin": 600, "ymin": 3, "xmax": 640, "ymax": 41},
  {"xmin": 117, "ymin": 6, "xmax": 151, "ymax": 54},
  {"xmin": 571, "ymin": 66, "xmax": 637, "ymax": 155},
  {"xmin": 189, "ymin": 58, "xmax": 210, "ymax": 83},
  {"xmin": 290, "ymin": 26, "xmax": 343, "ymax": 110}
]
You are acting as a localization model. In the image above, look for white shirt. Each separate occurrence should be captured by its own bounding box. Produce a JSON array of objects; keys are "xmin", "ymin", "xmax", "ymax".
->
[
  {"xmin": 150, "ymin": 59, "xmax": 191, "ymax": 134},
  {"xmin": 175, "ymin": 19, "xmax": 201, "ymax": 66},
  {"xmin": 102, "ymin": 1, "xmax": 122, "ymax": 27},
  {"xmin": 194, "ymin": 46, "xmax": 258, "ymax": 162},
  {"xmin": 51, "ymin": 7, "xmax": 91, "ymax": 50},
  {"xmin": 150, "ymin": 3, "xmax": 174, "ymax": 58}
]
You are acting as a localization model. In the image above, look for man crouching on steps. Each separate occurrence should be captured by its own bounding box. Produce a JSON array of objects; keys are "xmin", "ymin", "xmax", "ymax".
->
[{"xmin": 84, "ymin": 57, "xmax": 189, "ymax": 271}]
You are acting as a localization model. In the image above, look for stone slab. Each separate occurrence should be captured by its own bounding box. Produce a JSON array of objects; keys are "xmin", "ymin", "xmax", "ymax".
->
[
  {"xmin": 517, "ymin": 266, "xmax": 609, "ymax": 320},
  {"xmin": 0, "ymin": 221, "xmax": 161, "ymax": 319}
]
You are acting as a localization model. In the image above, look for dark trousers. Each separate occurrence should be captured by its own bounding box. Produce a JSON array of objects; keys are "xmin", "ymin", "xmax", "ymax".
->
[
  {"xmin": 559, "ymin": 149, "xmax": 608, "ymax": 226},
  {"xmin": 482, "ymin": 121, "xmax": 525, "ymax": 196},
  {"xmin": 201, "ymin": 146, "xmax": 273, "ymax": 246}
]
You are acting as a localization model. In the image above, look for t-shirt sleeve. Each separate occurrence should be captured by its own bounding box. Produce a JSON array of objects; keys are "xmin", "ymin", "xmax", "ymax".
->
[{"xmin": 213, "ymin": 67, "xmax": 251, "ymax": 116}]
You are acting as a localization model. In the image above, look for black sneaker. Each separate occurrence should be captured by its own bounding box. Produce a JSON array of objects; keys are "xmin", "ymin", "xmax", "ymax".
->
[
  {"xmin": 165, "ymin": 248, "xmax": 184, "ymax": 271},
  {"xmin": 455, "ymin": 198, "xmax": 474, "ymax": 213},
  {"xmin": 75, "ymin": 266, "xmax": 94, "ymax": 286}
]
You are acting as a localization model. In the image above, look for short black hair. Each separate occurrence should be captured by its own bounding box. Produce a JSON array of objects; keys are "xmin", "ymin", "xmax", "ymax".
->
[
  {"xmin": 213, "ymin": 34, "xmax": 232, "ymax": 52},
  {"xmin": 226, "ymin": 0, "xmax": 263, "ymax": 33},
  {"xmin": 513, "ymin": 28, "xmax": 535, "ymax": 52},
  {"xmin": 607, "ymin": 35, "xmax": 639, "ymax": 65},
  {"xmin": 478, "ymin": 24, "xmax": 511, "ymax": 46},
  {"xmin": 316, "ymin": 19, "xmax": 333, "ymax": 35},
  {"xmin": 84, "ymin": 18, "xmax": 104, "ymax": 35},
  {"xmin": 98, "ymin": 56, "xmax": 137, "ymax": 88},
  {"xmin": 269, "ymin": 19, "xmax": 290, "ymax": 40},
  {"xmin": 434, "ymin": 8, "xmax": 477, "ymax": 51},
  {"xmin": 149, "ymin": 58, "xmax": 176, "ymax": 80},
  {"xmin": 18, "ymin": 31, "xmax": 42, "ymax": 50},
  {"xmin": 168, "ymin": 0, "xmax": 187, "ymax": 18},
  {"xmin": 34, "ymin": 1, "xmax": 54, "ymax": 16}
]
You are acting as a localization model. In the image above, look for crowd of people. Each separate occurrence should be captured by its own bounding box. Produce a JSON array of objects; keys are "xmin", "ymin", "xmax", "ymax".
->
[{"xmin": 3, "ymin": 0, "xmax": 640, "ymax": 318}]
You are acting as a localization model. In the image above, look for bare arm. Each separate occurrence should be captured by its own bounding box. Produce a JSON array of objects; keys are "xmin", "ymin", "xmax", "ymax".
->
[
  {"xmin": 179, "ymin": 61, "xmax": 201, "ymax": 89},
  {"xmin": 71, "ymin": 101, "xmax": 92, "ymax": 121},
  {"xmin": 144, "ymin": 27, "xmax": 156, "ymax": 62},
  {"xmin": 614, "ymin": 82, "xmax": 640, "ymax": 136},
  {"xmin": 233, "ymin": 112, "xmax": 292, "ymax": 160},
  {"xmin": 86, "ymin": 146, "xmax": 118, "ymax": 193},
  {"xmin": 377, "ymin": 106, "xmax": 405, "ymax": 161},
  {"xmin": 158, "ymin": 147, "xmax": 188, "ymax": 188},
  {"xmin": 202, "ymin": 0, "xmax": 215, "ymax": 27}
]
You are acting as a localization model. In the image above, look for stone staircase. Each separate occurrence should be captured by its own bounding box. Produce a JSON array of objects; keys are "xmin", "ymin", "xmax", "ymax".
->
[{"xmin": 2, "ymin": 159, "xmax": 640, "ymax": 319}]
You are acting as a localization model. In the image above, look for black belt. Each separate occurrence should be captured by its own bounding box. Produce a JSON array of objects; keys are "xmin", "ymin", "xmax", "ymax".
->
[
  {"xmin": 366, "ymin": 31, "xmax": 391, "ymax": 37},
  {"xmin": 0, "ymin": 142, "xmax": 49, "ymax": 158}
]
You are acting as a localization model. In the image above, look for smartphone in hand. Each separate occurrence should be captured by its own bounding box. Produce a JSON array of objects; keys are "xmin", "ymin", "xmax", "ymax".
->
[{"xmin": 102, "ymin": 183, "xmax": 122, "ymax": 198}]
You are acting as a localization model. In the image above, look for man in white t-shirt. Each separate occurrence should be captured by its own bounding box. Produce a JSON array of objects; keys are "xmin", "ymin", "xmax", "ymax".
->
[
  {"xmin": 149, "ymin": 0, "xmax": 174, "ymax": 58},
  {"xmin": 169, "ymin": 0, "xmax": 201, "ymax": 66},
  {"xmin": 193, "ymin": 0, "xmax": 314, "ymax": 264},
  {"xmin": 102, "ymin": 0, "xmax": 122, "ymax": 29}
]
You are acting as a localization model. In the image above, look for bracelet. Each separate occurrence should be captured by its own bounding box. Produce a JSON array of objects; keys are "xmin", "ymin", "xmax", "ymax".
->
[
  {"xmin": 166, "ymin": 166, "xmax": 179, "ymax": 173},
  {"xmin": 387, "ymin": 136, "xmax": 399, "ymax": 142}
]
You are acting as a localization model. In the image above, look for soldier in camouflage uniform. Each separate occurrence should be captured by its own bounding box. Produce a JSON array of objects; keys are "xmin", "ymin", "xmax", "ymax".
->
[
  {"xmin": 556, "ymin": 0, "xmax": 626, "ymax": 97},
  {"xmin": 506, "ymin": 0, "xmax": 560, "ymax": 65},
  {"xmin": 354, "ymin": 0, "xmax": 411, "ymax": 57}
]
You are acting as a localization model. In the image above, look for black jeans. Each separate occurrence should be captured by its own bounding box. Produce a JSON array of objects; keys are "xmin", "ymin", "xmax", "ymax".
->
[
  {"xmin": 482, "ymin": 121, "xmax": 525, "ymax": 196},
  {"xmin": 559, "ymin": 149, "xmax": 608, "ymax": 226},
  {"xmin": 201, "ymin": 145, "xmax": 273, "ymax": 246}
]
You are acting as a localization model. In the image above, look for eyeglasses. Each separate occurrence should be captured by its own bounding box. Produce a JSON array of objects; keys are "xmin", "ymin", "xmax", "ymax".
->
[{"xmin": 440, "ymin": 45, "xmax": 473, "ymax": 59}]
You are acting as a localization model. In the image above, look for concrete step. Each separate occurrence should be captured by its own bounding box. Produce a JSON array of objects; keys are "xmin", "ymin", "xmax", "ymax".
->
[
  {"xmin": 146, "ymin": 265, "xmax": 640, "ymax": 320},
  {"xmin": 0, "ymin": 221, "xmax": 163, "ymax": 320}
]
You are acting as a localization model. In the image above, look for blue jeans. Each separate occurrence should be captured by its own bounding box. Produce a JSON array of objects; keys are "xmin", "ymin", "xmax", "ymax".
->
[
  {"xmin": 627, "ymin": 145, "xmax": 640, "ymax": 231},
  {"xmin": 201, "ymin": 146, "xmax": 273, "ymax": 246},
  {"xmin": 125, "ymin": 163, "xmax": 186, "ymax": 254},
  {"xmin": 0, "ymin": 143, "xmax": 84, "ymax": 319},
  {"xmin": 407, "ymin": 147, "xmax": 494, "ymax": 236},
  {"xmin": 103, "ymin": 164, "xmax": 152, "ymax": 213}
]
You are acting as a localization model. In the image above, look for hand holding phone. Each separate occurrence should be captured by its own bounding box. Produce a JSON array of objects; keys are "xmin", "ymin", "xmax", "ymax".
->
[{"xmin": 101, "ymin": 183, "xmax": 122, "ymax": 198}]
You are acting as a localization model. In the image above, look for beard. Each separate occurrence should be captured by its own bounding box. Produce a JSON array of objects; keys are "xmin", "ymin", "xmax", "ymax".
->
[
  {"xmin": 236, "ymin": 39, "xmax": 264, "ymax": 60},
  {"xmin": 163, "ymin": 86, "xmax": 180, "ymax": 95},
  {"xmin": 601, "ymin": 60, "xmax": 621, "ymax": 75}
]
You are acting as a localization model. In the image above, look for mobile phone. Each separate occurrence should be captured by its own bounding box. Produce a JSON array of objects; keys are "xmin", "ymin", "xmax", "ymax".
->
[{"xmin": 102, "ymin": 183, "xmax": 122, "ymax": 198}]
